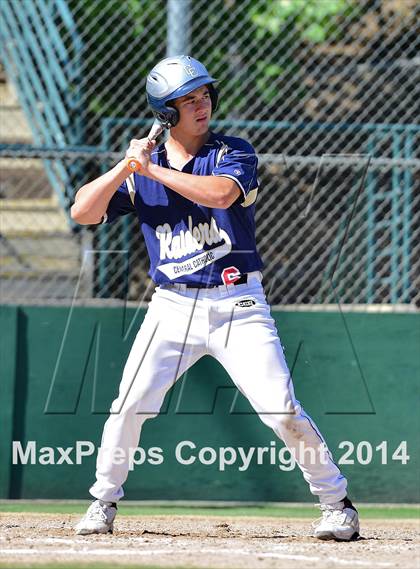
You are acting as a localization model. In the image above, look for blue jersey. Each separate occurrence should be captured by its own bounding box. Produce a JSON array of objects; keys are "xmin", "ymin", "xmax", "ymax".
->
[{"xmin": 104, "ymin": 131, "xmax": 263, "ymax": 286}]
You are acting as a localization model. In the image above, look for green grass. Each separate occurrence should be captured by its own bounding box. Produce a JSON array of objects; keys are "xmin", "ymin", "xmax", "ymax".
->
[{"xmin": 0, "ymin": 502, "xmax": 418, "ymax": 519}]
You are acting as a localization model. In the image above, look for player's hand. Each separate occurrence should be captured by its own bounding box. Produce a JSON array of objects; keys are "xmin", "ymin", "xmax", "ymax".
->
[{"xmin": 125, "ymin": 138, "xmax": 156, "ymax": 174}]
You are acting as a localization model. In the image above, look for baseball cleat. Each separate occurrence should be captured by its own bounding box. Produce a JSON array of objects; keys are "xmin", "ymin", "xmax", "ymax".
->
[
  {"xmin": 313, "ymin": 497, "xmax": 360, "ymax": 541},
  {"xmin": 75, "ymin": 499, "xmax": 117, "ymax": 535}
]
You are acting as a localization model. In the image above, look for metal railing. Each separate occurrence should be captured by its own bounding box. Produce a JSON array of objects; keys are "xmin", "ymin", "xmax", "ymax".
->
[{"xmin": 0, "ymin": 0, "xmax": 84, "ymax": 218}]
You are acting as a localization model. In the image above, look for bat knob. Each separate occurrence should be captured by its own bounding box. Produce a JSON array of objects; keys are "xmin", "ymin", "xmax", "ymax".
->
[{"xmin": 127, "ymin": 157, "xmax": 141, "ymax": 172}]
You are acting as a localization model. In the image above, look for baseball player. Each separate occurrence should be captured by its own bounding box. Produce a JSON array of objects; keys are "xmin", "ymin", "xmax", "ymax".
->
[{"xmin": 72, "ymin": 55, "xmax": 359, "ymax": 540}]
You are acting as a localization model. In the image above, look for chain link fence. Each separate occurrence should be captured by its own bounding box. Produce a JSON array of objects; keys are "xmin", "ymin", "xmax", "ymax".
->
[{"xmin": 0, "ymin": 0, "xmax": 419, "ymax": 308}]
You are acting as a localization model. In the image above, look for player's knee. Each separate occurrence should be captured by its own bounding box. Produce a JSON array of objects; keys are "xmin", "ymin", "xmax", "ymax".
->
[
  {"xmin": 111, "ymin": 382, "xmax": 163, "ymax": 414},
  {"xmin": 135, "ymin": 407, "xmax": 160, "ymax": 421},
  {"xmin": 110, "ymin": 393, "xmax": 161, "ymax": 420},
  {"xmin": 267, "ymin": 412, "xmax": 302, "ymax": 436},
  {"xmin": 276, "ymin": 413, "xmax": 296, "ymax": 430}
]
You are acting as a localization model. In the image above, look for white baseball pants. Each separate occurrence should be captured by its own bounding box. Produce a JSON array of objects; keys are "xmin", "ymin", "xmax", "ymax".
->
[{"xmin": 90, "ymin": 272, "xmax": 347, "ymax": 504}]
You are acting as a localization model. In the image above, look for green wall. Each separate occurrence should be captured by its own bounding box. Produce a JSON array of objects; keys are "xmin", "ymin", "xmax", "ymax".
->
[{"xmin": 1, "ymin": 305, "xmax": 419, "ymax": 503}]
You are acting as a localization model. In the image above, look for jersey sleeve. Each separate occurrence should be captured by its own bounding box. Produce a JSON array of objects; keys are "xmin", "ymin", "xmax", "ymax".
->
[
  {"xmin": 212, "ymin": 140, "xmax": 259, "ymax": 207},
  {"xmin": 102, "ymin": 180, "xmax": 135, "ymax": 224}
]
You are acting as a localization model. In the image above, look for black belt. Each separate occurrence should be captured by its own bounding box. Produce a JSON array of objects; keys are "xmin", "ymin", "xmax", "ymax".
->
[{"xmin": 185, "ymin": 274, "xmax": 248, "ymax": 289}]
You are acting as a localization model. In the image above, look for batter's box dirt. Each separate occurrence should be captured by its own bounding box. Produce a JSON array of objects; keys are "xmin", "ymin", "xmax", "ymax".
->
[{"xmin": 0, "ymin": 513, "xmax": 418, "ymax": 569}]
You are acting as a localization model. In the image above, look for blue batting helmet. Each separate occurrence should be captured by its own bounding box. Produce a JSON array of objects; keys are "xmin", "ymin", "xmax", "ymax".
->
[{"xmin": 146, "ymin": 55, "xmax": 218, "ymax": 127}]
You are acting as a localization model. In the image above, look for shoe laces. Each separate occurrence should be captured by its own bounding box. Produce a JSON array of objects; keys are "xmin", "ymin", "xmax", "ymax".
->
[
  {"xmin": 86, "ymin": 501, "xmax": 109, "ymax": 523},
  {"xmin": 312, "ymin": 501, "xmax": 346, "ymax": 527}
]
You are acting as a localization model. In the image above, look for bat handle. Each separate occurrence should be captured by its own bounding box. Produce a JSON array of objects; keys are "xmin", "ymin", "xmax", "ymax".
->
[
  {"xmin": 126, "ymin": 120, "xmax": 164, "ymax": 172},
  {"xmin": 148, "ymin": 120, "xmax": 164, "ymax": 141},
  {"xmin": 126, "ymin": 157, "xmax": 142, "ymax": 172}
]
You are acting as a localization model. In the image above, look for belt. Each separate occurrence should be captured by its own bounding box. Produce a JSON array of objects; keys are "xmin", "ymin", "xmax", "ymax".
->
[{"xmin": 185, "ymin": 274, "xmax": 248, "ymax": 289}]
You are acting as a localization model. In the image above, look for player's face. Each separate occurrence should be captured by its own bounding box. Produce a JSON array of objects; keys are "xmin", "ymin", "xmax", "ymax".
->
[{"xmin": 172, "ymin": 85, "xmax": 212, "ymax": 136}]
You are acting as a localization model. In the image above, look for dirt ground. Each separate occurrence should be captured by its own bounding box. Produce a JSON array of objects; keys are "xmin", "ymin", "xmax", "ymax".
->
[{"xmin": 0, "ymin": 513, "xmax": 419, "ymax": 569}]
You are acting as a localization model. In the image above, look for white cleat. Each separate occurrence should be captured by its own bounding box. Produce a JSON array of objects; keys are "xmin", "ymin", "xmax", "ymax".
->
[
  {"xmin": 75, "ymin": 500, "xmax": 117, "ymax": 535},
  {"xmin": 313, "ymin": 497, "xmax": 360, "ymax": 541}
]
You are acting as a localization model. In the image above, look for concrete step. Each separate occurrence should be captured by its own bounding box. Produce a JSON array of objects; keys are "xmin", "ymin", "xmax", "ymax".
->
[
  {"xmin": 0, "ymin": 232, "xmax": 80, "ymax": 273},
  {"xmin": 0, "ymin": 71, "xmax": 33, "ymax": 143},
  {"xmin": 0, "ymin": 159, "xmax": 53, "ymax": 199},
  {"xmin": 0, "ymin": 198, "xmax": 70, "ymax": 234},
  {"xmin": 0, "ymin": 274, "xmax": 81, "ymax": 302},
  {"xmin": 0, "ymin": 197, "xmax": 78, "ymax": 277},
  {"xmin": 0, "ymin": 106, "xmax": 33, "ymax": 144},
  {"xmin": 0, "ymin": 231, "xmax": 85, "ymax": 303}
]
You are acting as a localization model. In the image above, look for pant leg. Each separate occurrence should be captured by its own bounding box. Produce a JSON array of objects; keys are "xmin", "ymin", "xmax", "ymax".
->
[
  {"xmin": 210, "ymin": 282, "xmax": 347, "ymax": 504},
  {"xmin": 90, "ymin": 287, "xmax": 206, "ymax": 502}
]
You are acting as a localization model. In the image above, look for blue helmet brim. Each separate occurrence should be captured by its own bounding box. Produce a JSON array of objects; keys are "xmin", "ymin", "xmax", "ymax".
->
[{"xmin": 163, "ymin": 76, "xmax": 217, "ymax": 103}]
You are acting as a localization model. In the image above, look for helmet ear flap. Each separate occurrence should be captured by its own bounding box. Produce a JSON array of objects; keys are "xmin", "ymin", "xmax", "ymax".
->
[
  {"xmin": 208, "ymin": 84, "xmax": 218, "ymax": 111},
  {"xmin": 155, "ymin": 106, "xmax": 179, "ymax": 128}
]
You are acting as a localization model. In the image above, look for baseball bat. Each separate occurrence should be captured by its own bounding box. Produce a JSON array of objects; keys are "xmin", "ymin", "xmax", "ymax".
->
[{"xmin": 126, "ymin": 119, "xmax": 164, "ymax": 172}]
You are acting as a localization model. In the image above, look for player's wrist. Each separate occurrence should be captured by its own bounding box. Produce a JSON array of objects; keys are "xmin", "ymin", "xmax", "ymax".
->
[
  {"xmin": 146, "ymin": 162, "xmax": 159, "ymax": 179},
  {"xmin": 116, "ymin": 159, "xmax": 132, "ymax": 176}
]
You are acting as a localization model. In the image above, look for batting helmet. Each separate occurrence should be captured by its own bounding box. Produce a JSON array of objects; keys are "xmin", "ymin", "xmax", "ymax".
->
[{"xmin": 146, "ymin": 55, "xmax": 218, "ymax": 128}]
